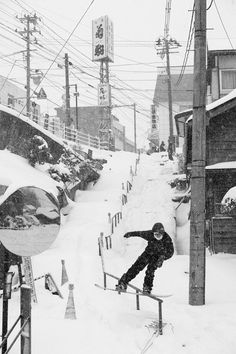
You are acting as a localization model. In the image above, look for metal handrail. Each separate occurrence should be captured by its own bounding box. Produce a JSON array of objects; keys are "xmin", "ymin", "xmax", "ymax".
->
[{"xmin": 103, "ymin": 272, "xmax": 164, "ymax": 335}]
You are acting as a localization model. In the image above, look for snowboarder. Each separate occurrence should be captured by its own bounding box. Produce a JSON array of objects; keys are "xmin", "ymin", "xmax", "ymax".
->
[{"xmin": 116, "ymin": 223, "xmax": 174, "ymax": 294}]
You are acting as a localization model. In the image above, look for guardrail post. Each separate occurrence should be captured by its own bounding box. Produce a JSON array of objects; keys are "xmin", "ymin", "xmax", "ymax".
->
[
  {"xmin": 158, "ymin": 302, "xmax": 163, "ymax": 335},
  {"xmin": 108, "ymin": 212, "xmax": 112, "ymax": 233},
  {"xmin": 99, "ymin": 232, "xmax": 104, "ymax": 247},
  {"xmin": 105, "ymin": 237, "xmax": 109, "ymax": 250},
  {"xmin": 98, "ymin": 238, "xmax": 101, "ymax": 256},
  {"xmin": 136, "ymin": 290, "xmax": 140, "ymax": 310},
  {"xmin": 103, "ymin": 273, "xmax": 107, "ymax": 288},
  {"xmin": 135, "ymin": 159, "xmax": 138, "ymax": 175},
  {"xmin": 21, "ymin": 285, "xmax": 31, "ymax": 354},
  {"xmin": 130, "ymin": 166, "xmax": 133, "ymax": 181}
]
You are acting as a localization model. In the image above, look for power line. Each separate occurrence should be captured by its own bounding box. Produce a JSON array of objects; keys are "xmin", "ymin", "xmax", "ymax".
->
[
  {"xmin": 213, "ymin": 0, "xmax": 234, "ymax": 49},
  {"xmin": 17, "ymin": 0, "xmax": 95, "ymax": 116},
  {"xmin": 176, "ymin": 2, "xmax": 195, "ymax": 86},
  {"xmin": 0, "ymin": 60, "xmax": 17, "ymax": 92},
  {"xmin": 206, "ymin": 0, "xmax": 214, "ymax": 11}
]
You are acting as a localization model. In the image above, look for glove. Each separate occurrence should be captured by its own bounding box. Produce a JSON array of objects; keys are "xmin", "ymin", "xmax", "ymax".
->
[
  {"xmin": 156, "ymin": 255, "xmax": 165, "ymax": 267},
  {"xmin": 124, "ymin": 232, "xmax": 131, "ymax": 238}
]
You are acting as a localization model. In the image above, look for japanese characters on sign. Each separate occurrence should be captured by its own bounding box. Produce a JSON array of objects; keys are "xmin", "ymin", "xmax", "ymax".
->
[
  {"xmin": 98, "ymin": 83, "xmax": 111, "ymax": 106},
  {"xmin": 92, "ymin": 15, "xmax": 114, "ymax": 62},
  {"xmin": 151, "ymin": 104, "xmax": 159, "ymax": 131}
]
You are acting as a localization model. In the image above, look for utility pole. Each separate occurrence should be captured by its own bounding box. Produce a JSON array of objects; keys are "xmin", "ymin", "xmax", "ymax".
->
[
  {"xmin": 165, "ymin": 38, "xmax": 174, "ymax": 159},
  {"xmin": 17, "ymin": 14, "xmax": 40, "ymax": 118},
  {"xmin": 74, "ymin": 84, "xmax": 79, "ymax": 130},
  {"xmin": 26, "ymin": 18, "xmax": 30, "ymax": 118},
  {"xmin": 68, "ymin": 84, "xmax": 79, "ymax": 130},
  {"xmin": 155, "ymin": 0, "xmax": 180, "ymax": 159},
  {"xmin": 133, "ymin": 103, "xmax": 137, "ymax": 153},
  {"xmin": 189, "ymin": 0, "xmax": 207, "ymax": 306},
  {"xmin": 64, "ymin": 53, "xmax": 71, "ymax": 127},
  {"xmin": 1, "ymin": 249, "xmax": 9, "ymax": 354}
]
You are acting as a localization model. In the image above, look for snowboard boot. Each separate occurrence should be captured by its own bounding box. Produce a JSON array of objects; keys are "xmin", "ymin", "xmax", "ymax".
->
[
  {"xmin": 142, "ymin": 285, "xmax": 151, "ymax": 294},
  {"xmin": 116, "ymin": 281, "xmax": 127, "ymax": 293}
]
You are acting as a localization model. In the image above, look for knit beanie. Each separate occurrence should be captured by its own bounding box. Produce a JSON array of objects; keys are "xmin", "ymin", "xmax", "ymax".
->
[{"xmin": 152, "ymin": 223, "xmax": 164, "ymax": 232}]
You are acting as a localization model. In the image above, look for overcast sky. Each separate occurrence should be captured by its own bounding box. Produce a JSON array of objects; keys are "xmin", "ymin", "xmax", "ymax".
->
[{"xmin": 0, "ymin": 0, "xmax": 236, "ymax": 146}]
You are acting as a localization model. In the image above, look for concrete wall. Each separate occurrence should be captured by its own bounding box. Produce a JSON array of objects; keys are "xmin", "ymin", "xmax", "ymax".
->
[{"xmin": 0, "ymin": 107, "xmax": 64, "ymax": 163}]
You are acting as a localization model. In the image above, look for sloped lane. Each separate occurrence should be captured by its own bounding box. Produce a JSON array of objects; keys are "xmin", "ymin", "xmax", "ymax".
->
[{"xmin": 122, "ymin": 153, "xmax": 176, "ymax": 241}]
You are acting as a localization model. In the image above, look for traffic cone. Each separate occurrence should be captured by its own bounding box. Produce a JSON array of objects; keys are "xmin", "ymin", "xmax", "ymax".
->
[
  {"xmin": 64, "ymin": 284, "xmax": 76, "ymax": 320},
  {"xmin": 61, "ymin": 259, "xmax": 69, "ymax": 286}
]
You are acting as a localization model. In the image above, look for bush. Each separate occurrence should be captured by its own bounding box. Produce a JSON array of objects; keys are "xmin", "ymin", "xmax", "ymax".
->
[
  {"xmin": 27, "ymin": 135, "xmax": 53, "ymax": 167},
  {"xmin": 221, "ymin": 197, "xmax": 236, "ymax": 215}
]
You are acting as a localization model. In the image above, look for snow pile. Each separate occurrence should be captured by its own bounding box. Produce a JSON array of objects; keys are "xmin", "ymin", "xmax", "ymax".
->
[
  {"xmin": 1, "ymin": 149, "xmax": 236, "ymax": 354},
  {"xmin": 0, "ymin": 149, "xmax": 59, "ymax": 206}
]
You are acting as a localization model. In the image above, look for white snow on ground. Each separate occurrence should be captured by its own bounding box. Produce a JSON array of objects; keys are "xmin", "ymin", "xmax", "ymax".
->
[{"xmin": 1, "ymin": 149, "xmax": 236, "ymax": 354}]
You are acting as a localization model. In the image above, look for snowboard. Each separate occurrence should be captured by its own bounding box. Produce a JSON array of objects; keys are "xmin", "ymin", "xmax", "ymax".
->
[{"xmin": 95, "ymin": 283, "xmax": 172, "ymax": 298}]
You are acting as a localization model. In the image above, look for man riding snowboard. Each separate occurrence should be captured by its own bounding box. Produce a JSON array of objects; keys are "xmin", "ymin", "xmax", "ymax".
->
[{"xmin": 116, "ymin": 222, "xmax": 174, "ymax": 294}]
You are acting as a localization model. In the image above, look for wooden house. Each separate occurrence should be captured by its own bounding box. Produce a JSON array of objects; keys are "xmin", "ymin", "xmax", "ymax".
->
[{"xmin": 175, "ymin": 89, "xmax": 236, "ymax": 254}]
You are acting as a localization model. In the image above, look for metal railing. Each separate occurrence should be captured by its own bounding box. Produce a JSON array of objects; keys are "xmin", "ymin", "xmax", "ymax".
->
[
  {"xmin": 31, "ymin": 115, "xmax": 108, "ymax": 150},
  {"xmin": 101, "ymin": 272, "xmax": 164, "ymax": 335}
]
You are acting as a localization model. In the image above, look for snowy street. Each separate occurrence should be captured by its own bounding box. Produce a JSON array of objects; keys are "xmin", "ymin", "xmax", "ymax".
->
[{"xmin": 1, "ymin": 150, "xmax": 236, "ymax": 354}]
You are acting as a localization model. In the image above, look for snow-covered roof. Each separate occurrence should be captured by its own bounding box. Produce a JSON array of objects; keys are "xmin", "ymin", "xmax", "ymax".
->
[
  {"xmin": 186, "ymin": 88, "xmax": 236, "ymax": 123},
  {"xmin": 206, "ymin": 161, "xmax": 236, "ymax": 170},
  {"xmin": 207, "ymin": 88, "xmax": 236, "ymax": 111}
]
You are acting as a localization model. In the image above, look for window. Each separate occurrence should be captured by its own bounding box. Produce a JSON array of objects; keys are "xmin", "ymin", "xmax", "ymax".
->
[
  {"xmin": 221, "ymin": 70, "xmax": 236, "ymax": 91},
  {"xmin": 7, "ymin": 94, "xmax": 15, "ymax": 108}
]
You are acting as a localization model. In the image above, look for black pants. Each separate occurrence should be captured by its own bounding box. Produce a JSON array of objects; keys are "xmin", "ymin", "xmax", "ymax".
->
[{"xmin": 119, "ymin": 251, "xmax": 161, "ymax": 290}]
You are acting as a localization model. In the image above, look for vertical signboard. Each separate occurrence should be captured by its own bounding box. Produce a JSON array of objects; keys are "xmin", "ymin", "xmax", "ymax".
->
[
  {"xmin": 151, "ymin": 104, "xmax": 158, "ymax": 131},
  {"xmin": 92, "ymin": 15, "xmax": 114, "ymax": 62},
  {"xmin": 98, "ymin": 83, "xmax": 111, "ymax": 106}
]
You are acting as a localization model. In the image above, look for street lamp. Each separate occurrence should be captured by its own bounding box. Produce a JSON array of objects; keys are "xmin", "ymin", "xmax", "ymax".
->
[{"xmin": 69, "ymin": 84, "xmax": 79, "ymax": 130}]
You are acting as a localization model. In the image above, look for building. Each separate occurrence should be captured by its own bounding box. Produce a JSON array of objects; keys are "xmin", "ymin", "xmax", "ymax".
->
[
  {"xmin": 207, "ymin": 49, "xmax": 236, "ymax": 102},
  {"xmin": 55, "ymin": 105, "xmax": 135, "ymax": 152},
  {"xmin": 0, "ymin": 75, "xmax": 40, "ymax": 121},
  {"xmin": 174, "ymin": 49, "xmax": 236, "ymax": 254},
  {"xmin": 175, "ymin": 89, "xmax": 236, "ymax": 254},
  {"xmin": 153, "ymin": 73, "xmax": 193, "ymax": 146}
]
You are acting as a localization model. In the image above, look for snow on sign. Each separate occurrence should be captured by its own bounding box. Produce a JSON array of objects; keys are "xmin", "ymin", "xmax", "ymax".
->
[
  {"xmin": 37, "ymin": 87, "xmax": 47, "ymax": 99},
  {"xmin": 92, "ymin": 15, "xmax": 114, "ymax": 62}
]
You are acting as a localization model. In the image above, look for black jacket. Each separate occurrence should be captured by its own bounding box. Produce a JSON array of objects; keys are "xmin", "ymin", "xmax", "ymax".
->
[{"xmin": 124, "ymin": 229, "xmax": 174, "ymax": 260}]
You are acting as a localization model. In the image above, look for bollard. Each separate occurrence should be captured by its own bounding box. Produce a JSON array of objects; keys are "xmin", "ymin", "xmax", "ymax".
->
[{"xmin": 100, "ymin": 232, "xmax": 104, "ymax": 247}]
